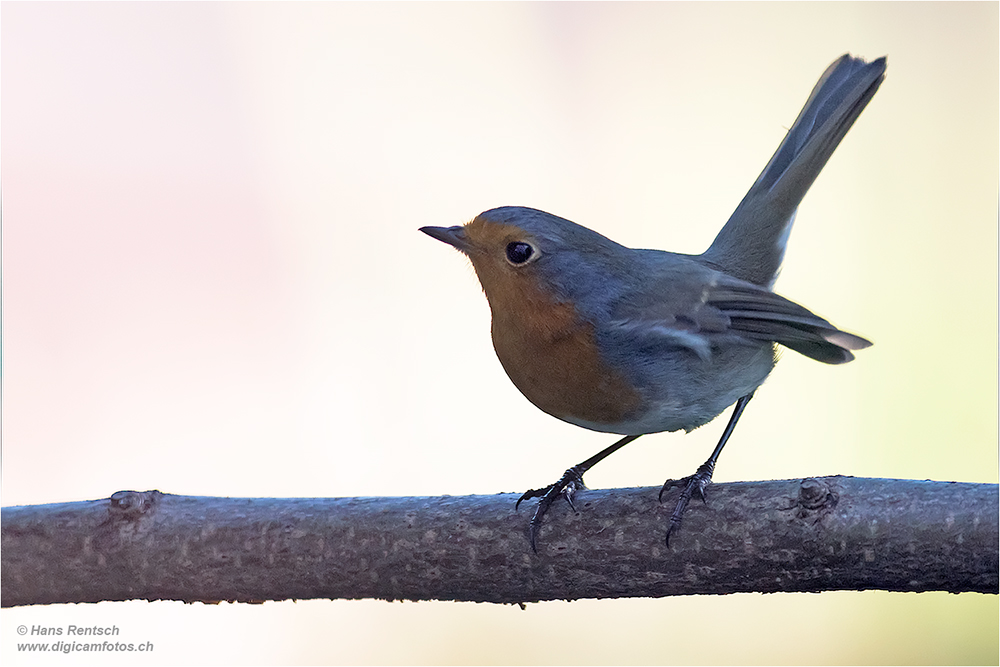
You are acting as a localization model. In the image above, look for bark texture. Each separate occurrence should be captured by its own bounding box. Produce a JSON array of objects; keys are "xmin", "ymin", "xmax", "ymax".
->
[{"xmin": 2, "ymin": 476, "xmax": 997, "ymax": 607}]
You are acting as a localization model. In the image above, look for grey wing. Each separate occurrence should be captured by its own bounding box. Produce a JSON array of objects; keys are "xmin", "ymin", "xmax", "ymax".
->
[
  {"xmin": 705, "ymin": 278, "xmax": 871, "ymax": 364},
  {"xmin": 606, "ymin": 260, "xmax": 870, "ymax": 365}
]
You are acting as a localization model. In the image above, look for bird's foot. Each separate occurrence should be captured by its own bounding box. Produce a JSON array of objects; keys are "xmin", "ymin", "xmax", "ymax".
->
[
  {"xmin": 516, "ymin": 465, "xmax": 587, "ymax": 552},
  {"xmin": 658, "ymin": 459, "xmax": 716, "ymax": 546}
]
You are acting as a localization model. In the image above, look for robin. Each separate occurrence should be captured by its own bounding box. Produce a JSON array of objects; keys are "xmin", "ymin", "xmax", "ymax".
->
[{"xmin": 421, "ymin": 53, "xmax": 885, "ymax": 550}]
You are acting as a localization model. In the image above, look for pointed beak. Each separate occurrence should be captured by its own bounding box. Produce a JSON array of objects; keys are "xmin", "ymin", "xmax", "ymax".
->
[{"xmin": 420, "ymin": 225, "xmax": 470, "ymax": 253}]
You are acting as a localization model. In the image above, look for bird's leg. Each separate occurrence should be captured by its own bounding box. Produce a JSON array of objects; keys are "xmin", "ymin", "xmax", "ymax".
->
[
  {"xmin": 659, "ymin": 392, "xmax": 754, "ymax": 546},
  {"xmin": 517, "ymin": 433, "xmax": 642, "ymax": 552}
]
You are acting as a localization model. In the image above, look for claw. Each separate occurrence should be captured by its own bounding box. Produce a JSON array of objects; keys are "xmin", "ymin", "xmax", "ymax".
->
[
  {"xmin": 658, "ymin": 478, "xmax": 679, "ymax": 503},
  {"xmin": 661, "ymin": 460, "xmax": 716, "ymax": 546},
  {"xmin": 515, "ymin": 485, "xmax": 547, "ymax": 511},
  {"xmin": 513, "ymin": 434, "xmax": 643, "ymax": 552},
  {"xmin": 562, "ymin": 482, "xmax": 580, "ymax": 512},
  {"xmin": 516, "ymin": 466, "xmax": 587, "ymax": 553}
]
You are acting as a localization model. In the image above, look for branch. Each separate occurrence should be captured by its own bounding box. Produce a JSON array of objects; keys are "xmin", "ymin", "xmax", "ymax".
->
[{"xmin": 2, "ymin": 476, "xmax": 996, "ymax": 607}]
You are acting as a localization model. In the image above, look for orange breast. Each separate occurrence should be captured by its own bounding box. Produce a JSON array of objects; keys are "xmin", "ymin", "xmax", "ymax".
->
[{"xmin": 486, "ymin": 274, "xmax": 643, "ymax": 427}]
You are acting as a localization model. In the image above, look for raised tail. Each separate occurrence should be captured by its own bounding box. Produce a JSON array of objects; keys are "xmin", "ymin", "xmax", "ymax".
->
[{"xmin": 701, "ymin": 54, "xmax": 886, "ymax": 287}]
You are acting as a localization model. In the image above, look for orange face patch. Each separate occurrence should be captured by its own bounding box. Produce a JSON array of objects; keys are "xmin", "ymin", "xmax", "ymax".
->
[{"xmin": 459, "ymin": 216, "xmax": 642, "ymax": 427}]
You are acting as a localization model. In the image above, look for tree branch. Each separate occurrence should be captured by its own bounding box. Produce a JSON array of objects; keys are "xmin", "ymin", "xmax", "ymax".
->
[{"xmin": 2, "ymin": 476, "xmax": 996, "ymax": 607}]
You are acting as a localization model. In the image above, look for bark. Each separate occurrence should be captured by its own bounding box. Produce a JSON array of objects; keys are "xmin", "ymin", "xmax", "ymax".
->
[{"xmin": 2, "ymin": 476, "xmax": 997, "ymax": 607}]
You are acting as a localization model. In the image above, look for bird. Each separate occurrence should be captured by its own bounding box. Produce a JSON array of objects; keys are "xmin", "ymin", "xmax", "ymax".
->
[{"xmin": 420, "ymin": 53, "xmax": 886, "ymax": 551}]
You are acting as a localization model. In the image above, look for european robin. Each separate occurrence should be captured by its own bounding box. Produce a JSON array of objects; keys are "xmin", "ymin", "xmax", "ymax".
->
[{"xmin": 421, "ymin": 53, "xmax": 885, "ymax": 550}]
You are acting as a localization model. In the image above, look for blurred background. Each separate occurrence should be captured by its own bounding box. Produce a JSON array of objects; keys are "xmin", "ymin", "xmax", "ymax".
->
[{"xmin": 2, "ymin": 2, "xmax": 997, "ymax": 664}]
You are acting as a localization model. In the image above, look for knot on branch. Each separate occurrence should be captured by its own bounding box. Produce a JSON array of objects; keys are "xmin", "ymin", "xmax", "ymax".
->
[
  {"xmin": 109, "ymin": 490, "xmax": 161, "ymax": 519},
  {"xmin": 797, "ymin": 477, "xmax": 838, "ymax": 513}
]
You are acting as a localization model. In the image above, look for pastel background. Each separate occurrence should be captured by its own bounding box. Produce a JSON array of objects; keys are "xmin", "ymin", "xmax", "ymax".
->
[{"xmin": 2, "ymin": 2, "xmax": 997, "ymax": 665}]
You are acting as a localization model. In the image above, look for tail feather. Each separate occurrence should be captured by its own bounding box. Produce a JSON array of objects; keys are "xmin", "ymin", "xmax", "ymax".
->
[{"xmin": 701, "ymin": 54, "xmax": 886, "ymax": 287}]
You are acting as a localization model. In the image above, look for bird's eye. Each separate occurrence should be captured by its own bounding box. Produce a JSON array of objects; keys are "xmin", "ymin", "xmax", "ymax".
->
[{"xmin": 505, "ymin": 241, "xmax": 534, "ymax": 265}]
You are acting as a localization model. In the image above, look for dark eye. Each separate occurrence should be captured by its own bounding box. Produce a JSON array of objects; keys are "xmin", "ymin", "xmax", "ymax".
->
[{"xmin": 505, "ymin": 241, "xmax": 534, "ymax": 265}]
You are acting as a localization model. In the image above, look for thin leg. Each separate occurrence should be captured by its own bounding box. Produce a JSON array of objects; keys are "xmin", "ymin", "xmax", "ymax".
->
[
  {"xmin": 517, "ymin": 433, "xmax": 642, "ymax": 552},
  {"xmin": 659, "ymin": 392, "xmax": 754, "ymax": 546}
]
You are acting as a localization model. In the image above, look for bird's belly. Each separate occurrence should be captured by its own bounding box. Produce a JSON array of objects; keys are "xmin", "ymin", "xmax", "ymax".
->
[
  {"xmin": 494, "ymin": 312, "xmax": 775, "ymax": 436},
  {"xmin": 594, "ymin": 341, "xmax": 777, "ymax": 435}
]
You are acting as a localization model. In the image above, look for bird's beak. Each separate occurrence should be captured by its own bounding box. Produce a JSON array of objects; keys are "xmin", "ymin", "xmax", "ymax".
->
[{"xmin": 420, "ymin": 225, "xmax": 470, "ymax": 253}]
